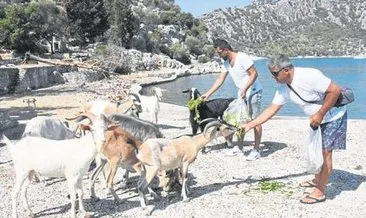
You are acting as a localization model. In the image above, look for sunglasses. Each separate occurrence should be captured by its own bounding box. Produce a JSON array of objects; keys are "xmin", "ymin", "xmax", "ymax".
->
[{"xmin": 269, "ymin": 65, "xmax": 292, "ymax": 76}]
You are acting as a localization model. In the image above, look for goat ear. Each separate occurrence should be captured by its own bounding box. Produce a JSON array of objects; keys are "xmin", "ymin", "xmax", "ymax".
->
[
  {"xmin": 182, "ymin": 89, "xmax": 189, "ymax": 93},
  {"xmin": 79, "ymin": 124, "xmax": 90, "ymax": 131},
  {"xmin": 108, "ymin": 122, "xmax": 120, "ymax": 129}
]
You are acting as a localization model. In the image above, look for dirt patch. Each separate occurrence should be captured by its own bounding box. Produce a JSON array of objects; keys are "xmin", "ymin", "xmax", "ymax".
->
[{"xmin": 0, "ymin": 69, "xmax": 177, "ymax": 139}]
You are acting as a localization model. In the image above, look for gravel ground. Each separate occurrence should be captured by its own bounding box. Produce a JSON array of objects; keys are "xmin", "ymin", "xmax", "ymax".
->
[{"xmin": 1, "ymin": 75, "xmax": 366, "ymax": 218}]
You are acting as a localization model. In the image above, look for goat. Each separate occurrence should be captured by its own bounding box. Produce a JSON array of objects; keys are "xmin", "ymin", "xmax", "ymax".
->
[
  {"xmin": 136, "ymin": 119, "xmax": 237, "ymax": 209},
  {"xmin": 0, "ymin": 114, "xmax": 115, "ymax": 218},
  {"xmin": 90, "ymin": 125, "xmax": 165, "ymax": 203},
  {"xmin": 130, "ymin": 84, "xmax": 165, "ymax": 124},
  {"xmin": 22, "ymin": 116, "xmax": 77, "ymax": 183},
  {"xmin": 22, "ymin": 116, "xmax": 76, "ymax": 140},
  {"xmin": 84, "ymin": 113, "xmax": 169, "ymax": 201},
  {"xmin": 82, "ymin": 94, "xmax": 142, "ymax": 118},
  {"xmin": 67, "ymin": 95, "xmax": 142, "ymax": 136},
  {"xmin": 22, "ymin": 98, "xmax": 36, "ymax": 108},
  {"xmin": 182, "ymin": 88, "xmax": 235, "ymax": 152}
]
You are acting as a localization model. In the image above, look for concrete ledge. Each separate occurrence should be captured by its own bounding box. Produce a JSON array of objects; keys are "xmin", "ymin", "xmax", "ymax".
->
[{"xmin": 0, "ymin": 65, "xmax": 75, "ymax": 94}]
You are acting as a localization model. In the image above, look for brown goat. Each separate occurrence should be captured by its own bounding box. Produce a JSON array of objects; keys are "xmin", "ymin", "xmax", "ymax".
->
[{"xmin": 90, "ymin": 126, "xmax": 168, "ymax": 202}]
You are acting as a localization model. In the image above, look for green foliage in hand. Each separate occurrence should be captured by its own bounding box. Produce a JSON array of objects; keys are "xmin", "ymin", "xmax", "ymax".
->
[
  {"xmin": 223, "ymin": 113, "xmax": 244, "ymax": 139},
  {"xmin": 187, "ymin": 98, "xmax": 203, "ymax": 121}
]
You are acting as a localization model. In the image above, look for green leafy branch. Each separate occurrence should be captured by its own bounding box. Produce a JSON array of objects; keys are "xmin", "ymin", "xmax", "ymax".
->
[{"xmin": 187, "ymin": 98, "xmax": 204, "ymax": 121}]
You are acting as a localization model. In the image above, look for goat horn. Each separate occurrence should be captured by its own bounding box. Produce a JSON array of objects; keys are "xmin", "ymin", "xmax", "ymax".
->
[
  {"xmin": 129, "ymin": 93, "xmax": 141, "ymax": 103},
  {"xmin": 199, "ymin": 118, "xmax": 218, "ymax": 125},
  {"xmin": 203, "ymin": 120, "xmax": 221, "ymax": 135},
  {"xmin": 203, "ymin": 121, "xmax": 221, "ymax": 139},
  {"xmin": 65, "ymin": 112, "xmax": 83, "ymax": 121}
]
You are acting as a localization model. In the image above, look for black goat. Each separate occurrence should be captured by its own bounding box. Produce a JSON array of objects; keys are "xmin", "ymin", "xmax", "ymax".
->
[{"xmin": 182, "ymin": 88, "xmax": 235, "ymax": 152}]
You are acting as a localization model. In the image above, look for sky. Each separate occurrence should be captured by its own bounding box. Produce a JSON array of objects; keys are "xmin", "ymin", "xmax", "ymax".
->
[{"xmin": 175, "ymin": 0, "xmax": 253, "ymax": 17}]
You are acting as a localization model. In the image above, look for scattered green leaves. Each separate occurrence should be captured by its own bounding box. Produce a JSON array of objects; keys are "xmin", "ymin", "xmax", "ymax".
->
[{"xmin": 256, "ymin": 181, "xmax": 285, "ymax": 194}]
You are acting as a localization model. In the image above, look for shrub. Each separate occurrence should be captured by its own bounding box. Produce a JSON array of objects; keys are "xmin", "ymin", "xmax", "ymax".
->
[
  {"xmin": 170, "ymin": 43, "xmax": 190, "ymax": 64},
  {"xmin": 197, "ymin": 55, "xmax": 210, "ymax": 63}
]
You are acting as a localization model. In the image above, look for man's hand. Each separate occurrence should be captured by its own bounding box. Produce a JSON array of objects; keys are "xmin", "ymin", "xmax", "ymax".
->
[
  {"xmin": 200, "ymin": 93, "xmax": 210, "ymax": 101},
  {"xmin": 309, "ymin": 111, "xmax": 325, "ymax": 129},
  {"xmin": 239, "ymin": 88, "xmax": 247, "ymax": 100},
  {"xmin": 241, "ymin": 122, "xmax": 254, "ymax": 133}
]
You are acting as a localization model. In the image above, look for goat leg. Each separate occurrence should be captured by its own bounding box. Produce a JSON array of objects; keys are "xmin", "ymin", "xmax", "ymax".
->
[
  {"xmin": 21, "ymin": 178, "xmax": 34, "ymax": 218},
  {"xmin": 106, "ymin": 159, "xmax": 124, "ymax": 203},
  {"xmin": 224, "ymin": 134, "xmax": 234, "ymax": 148},
  {"xmin": 89, "ymin": 159, "xmax": 107, "ymax": 201},
  {"xmin": 12, "ymin": 173, "xmax": 27, "ymax": 218},
  {"xmin": 66, "ymin": 178, "xmax": 78, "ymax": 218},
  {"xmin": 120, "ymin": 170, "xmax": 129, "ymax": 188},
  {"xmin": 137, "ymin": 166, "xmax": 158, "ymax": 209},
  {"xmin": 76, "ymin": 178, "xmax": 86, "ymax": 214},
  {"xmin": 180, "ymin": 163, "xmax": 190, "ymax": 202}
]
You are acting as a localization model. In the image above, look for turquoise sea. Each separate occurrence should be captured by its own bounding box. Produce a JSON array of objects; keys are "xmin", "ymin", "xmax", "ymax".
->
[{"xmin": 144, "ymin": 57, "xmax": 366, "ymax": 119}]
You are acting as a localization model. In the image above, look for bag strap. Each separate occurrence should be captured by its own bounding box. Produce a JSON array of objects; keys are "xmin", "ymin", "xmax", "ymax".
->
[{"xmin": 286, "ymin": 84, "xmax": 319, "ymax": 104}]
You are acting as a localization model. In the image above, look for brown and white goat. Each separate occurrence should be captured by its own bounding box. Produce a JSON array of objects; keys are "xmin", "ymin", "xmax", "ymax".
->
[
  {"xmin": 136, "ymin": 119, "xmax": 237, "ymax": 209},
  {"xmin": 90, "ymin": 125, "xmax": 170, "ymax": 202}
]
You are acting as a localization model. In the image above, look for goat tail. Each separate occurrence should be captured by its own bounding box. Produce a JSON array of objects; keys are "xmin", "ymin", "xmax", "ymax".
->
[{"xmin": 0, "ymin": 133, "xmax": 13, "ymax": 147}]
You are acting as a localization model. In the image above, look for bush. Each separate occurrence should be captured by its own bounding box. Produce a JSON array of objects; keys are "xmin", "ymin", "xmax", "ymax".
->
[
  {"xmin": 203, "ymin": 45, "xmax": 215, "ymax": 58},
  {"xmin": 185, "ymin": 35, "xmax": 203, "ymax": 56},
  {"xmin": 94, "ymin": 44, "xmax": 110, "ymax": 55},
  {"xmin": 159, "ymin": 44, "xmax": 171, "ymax": 56},
  {"xmin": 197, "ymin": 55, "xmax": 210, "ymax": 63},
  {"xmin": 170, "ymin": 43, "xmax": 190, "ymax": 64}
]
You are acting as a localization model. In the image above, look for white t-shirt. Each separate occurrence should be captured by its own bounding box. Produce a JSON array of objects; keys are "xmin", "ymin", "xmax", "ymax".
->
[
  {"xmin": 221, "ymin": 52, "xmax": 262, "ymax": 98},
  {"xmin": 272, "ymin": 67, "xmax": 346, "ymax": 123}
]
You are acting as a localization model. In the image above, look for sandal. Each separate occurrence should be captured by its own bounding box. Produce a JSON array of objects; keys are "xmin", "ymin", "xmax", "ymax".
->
[
  {"xmin": 300, "ymin": 195, "xmax": 326, "ymax": 204},
  {"xmin": 299, "ymin": 180, "xmax": 316, "ymax": 188}
]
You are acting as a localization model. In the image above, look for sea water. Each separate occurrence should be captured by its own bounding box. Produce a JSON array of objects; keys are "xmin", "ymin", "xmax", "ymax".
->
[{"xmin": 144, "ymin": 57, "xmax": 366, "ymax": 119}]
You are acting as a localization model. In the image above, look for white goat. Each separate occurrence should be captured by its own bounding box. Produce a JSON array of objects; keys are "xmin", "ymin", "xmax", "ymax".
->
[
  {"xmin": 0, "ymin": 114, "xmax": 115, "ymax": 218},
  {"xmin": 82, "ymin": 95, "xmax": 142, "ymax": 118},
  {"xmin": 136, "ymin": 119, "xmax": 237, "ymax": 209},
  {"xmin": 22, "ymin": 116, "xmax": 75, "ymax": 140},
  {"xmin": 130, "ymin": 84, "xmax": 164, "ymax": 124}
]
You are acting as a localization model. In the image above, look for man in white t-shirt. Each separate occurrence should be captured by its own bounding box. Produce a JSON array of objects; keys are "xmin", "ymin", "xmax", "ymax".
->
[
  {"xmin": 243, "ymin": 54, "xmax": 348, "ymax": 204},
  {"xmin": 201, "ymin": 39, "xmax": 263, "ymax": 160}
]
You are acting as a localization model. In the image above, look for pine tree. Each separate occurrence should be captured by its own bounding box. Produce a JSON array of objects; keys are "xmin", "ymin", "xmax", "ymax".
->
[
  {"xmin": 65, "ymin": 0, "xmax": 109, "ymax": 46},
  {"xmin": 105, "ymin": 0, "xmax": 139, "ymax": 48}
]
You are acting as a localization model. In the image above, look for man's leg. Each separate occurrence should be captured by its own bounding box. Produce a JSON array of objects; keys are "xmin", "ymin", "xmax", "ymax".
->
[
  {"xmin": 253, "ymin": 124, "xmax": 262, "ymax": 151},
  {"xmin": 301, "ymin": 150, "xmax": 332, "ymax": 203},
  {"xmin": 246, "ymin": 91, "xmax": 262, "ymax": 161}
]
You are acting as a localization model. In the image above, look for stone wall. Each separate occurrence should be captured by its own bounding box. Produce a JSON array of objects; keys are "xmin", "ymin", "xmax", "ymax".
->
[{"xmin": 0, "ymin": 65, "xmax": 75, "ymax": 94}]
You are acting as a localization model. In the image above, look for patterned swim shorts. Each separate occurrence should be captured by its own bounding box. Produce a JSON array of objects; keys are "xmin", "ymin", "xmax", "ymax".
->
[{"xmin": 320, "ymin": 112, "xmax": 348, "ymax": 151}]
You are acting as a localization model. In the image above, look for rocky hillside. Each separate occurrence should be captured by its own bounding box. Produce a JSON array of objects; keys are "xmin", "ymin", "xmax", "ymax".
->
[{"xmin": 201, "ymin": 0, "xmax": 366, "ymax": 56}]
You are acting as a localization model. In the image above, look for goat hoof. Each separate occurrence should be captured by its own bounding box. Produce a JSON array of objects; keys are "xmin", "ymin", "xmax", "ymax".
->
[
  {"xmin": 182, "ymin": 197, "xmax": 190, "ymax": 202},
  {"xmin": 144, "ymin": 209, "xmax": 152, "ymax": 216},
  {"xmin": 84, "ymin": 213, "xmax": 94, "ymax": 218},
  {"xmin": 120, "ymin": 181, "xmax": 128, "ymax": 189}
]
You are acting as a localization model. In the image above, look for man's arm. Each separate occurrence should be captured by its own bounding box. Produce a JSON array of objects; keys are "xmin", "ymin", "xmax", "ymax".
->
[
  {"xmin": 201, "ymin": 70, "xmax": 228, "ymax": 100},
  {"xmin": 310, "ymin": 81, "xmax": 341, "ymax": 127},
  {"xmin": 240, "ymin": 65, "xmax": 258, "ymax": 98},
  {"xmin": 243, "ymin": 103, "xmax": 282, "ymax": 132}
]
